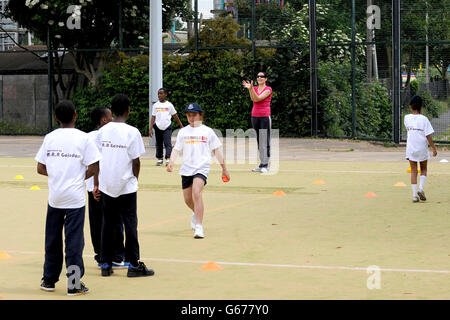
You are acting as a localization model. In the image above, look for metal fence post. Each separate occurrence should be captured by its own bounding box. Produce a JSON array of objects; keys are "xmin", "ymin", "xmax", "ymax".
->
[
  {"xmin": 309, "ymin": 0, "xmax": 318, "ymax": 137},
  {"xmin": 252, "ymin": 0, "xmax": 256, "ymax": 61},
  {"xmin": 392, "ymin": 0, "xmax": 401, "ymax": 143},
  {"xmin": 351, "ymin": 0, "xmax": 356, "ymax": 138},
  {"xmin": 47, "ymin": 26, "xmax": 53, "ymax": 132},
  {"xmin": 194, "ymin": 0, "xmax": 199, "ymax": 52}
]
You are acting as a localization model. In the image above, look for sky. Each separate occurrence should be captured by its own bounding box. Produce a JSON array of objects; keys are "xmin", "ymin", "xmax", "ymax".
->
[{"xmin": 197, "ymin": 0, "xmax": 214, "ymax": 19}]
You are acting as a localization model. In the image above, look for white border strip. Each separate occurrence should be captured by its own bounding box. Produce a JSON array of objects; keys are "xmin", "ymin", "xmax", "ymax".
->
[{"xmin": 4, "ymin": 250, "xmax": 450, "ymax": 274}]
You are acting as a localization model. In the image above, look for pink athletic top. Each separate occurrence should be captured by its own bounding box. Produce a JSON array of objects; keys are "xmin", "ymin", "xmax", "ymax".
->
[{"xmin": 251, "ymin": 86, "xmax": 272, "ymax": 117}]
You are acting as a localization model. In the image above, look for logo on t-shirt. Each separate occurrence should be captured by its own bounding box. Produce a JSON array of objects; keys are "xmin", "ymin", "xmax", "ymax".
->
[
  {"xmin": 183, "ymin": 136, "xmax": 207, "ymax": 144},
  {"xmin": 406, "ymin": 127, "xmax": 424, "ymax": 132},
  {"xmin": 46, "ymin": 149, "xmax": 81, "ymax": 158},
  {"xmin": 156, "ymin": 107, "xmax": 169, "ymax": 113},
  {"xmin": 101, "ymin": 141, "xmax": 127, "ymax": 149}
]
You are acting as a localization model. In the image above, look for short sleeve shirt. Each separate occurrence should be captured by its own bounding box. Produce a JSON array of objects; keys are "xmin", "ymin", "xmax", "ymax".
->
[
  {"xmin": 404, "ymin": 114, "xmax": 434, "ymax": 162},
  {"xmin": 97, "ymin": 122, "xmax": 146, "ymax": 197},
  {"xmin": 35, "ymin": 128, "xmax": 101, "ymax": 209},
  {"xmin": 173, "ymin": 124, "xmax": 222, "ymax": 177},
  {"xmin": 152, "ymin": 101, "xmax": 177, "ymax": 130}
]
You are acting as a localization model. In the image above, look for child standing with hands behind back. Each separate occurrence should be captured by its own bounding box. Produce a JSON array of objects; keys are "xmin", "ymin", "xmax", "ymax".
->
[
  {"xmin": 404, "ymin": 95, "xmax": 437, "ymax": 203},
  {"xmin": 150, "ymin": 88, "xmax": 183, "ymax": 166}
]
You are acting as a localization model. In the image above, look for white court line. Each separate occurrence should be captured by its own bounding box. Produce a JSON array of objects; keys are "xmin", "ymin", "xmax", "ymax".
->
[
  {"xmin": 1, "ymin": 165, "xmax": 449, "ymax": 175},
  {"xmin": 145, "ymin": 167, "xmax": 450, "ymax": 175},
  {"xmin": 4, "ymin": 250, "xmax": 450, "ymax": 275}
]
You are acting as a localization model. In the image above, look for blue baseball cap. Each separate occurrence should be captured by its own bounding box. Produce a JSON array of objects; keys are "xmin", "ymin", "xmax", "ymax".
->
[{"xmin": 185, "ymin": 103, "xmax": 202, "ymax": 113}]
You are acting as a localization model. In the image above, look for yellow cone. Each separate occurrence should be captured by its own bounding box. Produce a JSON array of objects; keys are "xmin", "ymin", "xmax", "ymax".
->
[
  {"xmin": 14, "ymin": 175, "xmax": 24, "ymax": 180},
  {"xmin": 314, "ymin": 179, "xmax": 326, "ymax": 185},
  {"xmin": 407, "ymin": 166, "xmax": 420, "ymax": 173},
  {"xmin": 394, "ymin": 182, "xmax": 406, "ymax": 187},
  {"xmin": 30, "ymin": 186, "xmax": 40, "ymax": 190},
  {"xmin": 0, "ymin": 252, "xmax": 11, "ymax": 259}
]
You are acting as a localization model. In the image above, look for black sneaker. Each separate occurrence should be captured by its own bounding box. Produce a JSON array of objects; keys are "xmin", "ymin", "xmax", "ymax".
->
[
  {"xmin": 127, "ymin": 262, "xmax": 155, "ymax": 278},
  {"xmin": 40, "ymin": 280, "xmax": 55, "ymax": 292},
  {"xmin": 101, "ymin": 263, "xmax": 113, "ymax": 277},
  {"xmin": 67, "ymin": 281, "xmax": 89, "ymax": 296}
]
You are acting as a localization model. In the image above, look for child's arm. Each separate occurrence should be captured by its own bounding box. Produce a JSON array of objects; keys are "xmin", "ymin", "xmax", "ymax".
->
[
  {"xmin": 213, "ymin": 148, "xmax": 230, "ymax": 180},
  {"xmin": 149, "ymin": 115, "xmax": 156, "ymax": 137},
  {"xmin": 426, "ymin": 135, "xmax": 437, "ymax": 157},
  {"xmin": 166, "ymin": 149, "xmax": 179, "ymax": 172},
  {"xmin": 85, "ymin": 161, "xmax": 99, "ymax": 179},
  {"xmin": 173, "ymin": 114, "xmax": 184, "ymax": 128},
  {"xmin": 37, "ymin": 163, "xmax": 48, "ymax": 176},
  {"xmin": 132, "ymin": 158, "xmax": 141, "ymax": 180}
]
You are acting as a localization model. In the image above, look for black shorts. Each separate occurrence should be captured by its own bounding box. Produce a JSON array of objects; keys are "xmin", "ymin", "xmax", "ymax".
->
[{"xmin": 181, "ymin": 174, "xmax": 207, "ymax": 189}]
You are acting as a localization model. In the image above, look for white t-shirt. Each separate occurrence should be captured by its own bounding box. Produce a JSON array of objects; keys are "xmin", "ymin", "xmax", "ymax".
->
[
  {"xmin": 152, "ymin": 101, "xmax": 177, "ymax": 130},
  {"xmin": 35, "ymin": 128, "xmax": 101, "ymax": 209},
  {"xmin": 85, "ymin": 130, "xmax": 99, "ymax": 192},
  {"xmin": 97, "ymin": 122, "xmax": 146, "ymax": 198},
  {"xmin": 173, "ymin": 124, "xmax": 222, "ymax": 177},
  {"xmin": 404, "ymin": 114, "xmax": 434, "ymax": 162}
]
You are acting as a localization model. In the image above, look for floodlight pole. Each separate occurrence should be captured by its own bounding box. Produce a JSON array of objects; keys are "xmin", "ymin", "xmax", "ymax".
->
[{"xmin": 149, "ymin": 0, "xmax": 163, "ymax": 145}]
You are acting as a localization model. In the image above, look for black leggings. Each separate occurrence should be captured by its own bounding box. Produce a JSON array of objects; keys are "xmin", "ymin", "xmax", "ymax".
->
[{"xmin": 251, "ymin": 116, "xmax": 271, "ymax": 167}]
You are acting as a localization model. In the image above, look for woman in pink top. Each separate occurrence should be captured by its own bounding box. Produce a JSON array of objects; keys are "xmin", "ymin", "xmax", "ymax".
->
[{"xmin": 242, "ymin": 71, "xmax": 272, "ymax": 173}]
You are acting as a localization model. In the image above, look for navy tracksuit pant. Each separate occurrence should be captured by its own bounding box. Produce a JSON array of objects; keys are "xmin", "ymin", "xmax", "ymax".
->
[{"xmin": 42, "ymin": 205, "xmax": 85, "ymax": 284}]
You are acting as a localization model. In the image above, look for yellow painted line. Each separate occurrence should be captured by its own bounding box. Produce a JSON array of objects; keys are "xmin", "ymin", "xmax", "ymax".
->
[{"xmin": 138, "ymin": 194, "xmax": 274, "ymax": 231}]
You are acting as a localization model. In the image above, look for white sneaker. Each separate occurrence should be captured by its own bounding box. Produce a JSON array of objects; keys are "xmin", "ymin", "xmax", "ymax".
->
[
  {"xmin": 417, "ymin": 190, "xmax": 426, "ymax": 201},
  {"xmin": 252, "ymin": 167, "xmax": 262, "ymax": 172},
  {"xmin": 194, "ymin": 225, "xmax": 204, "ymax": 239},
  {"xmin": 412, "ymin": 196, "xmax": 419, "ymax": 203},
  {"xmin": 165, "ymin": 159, "xmax": 170, "ymax": 166},
  {"xmin": 190, "ymin": 212, "xmax": 196, "ymax": 230},
  {"xmin": 156, "ymin": 159, "xmax": 163, "ymax": 166},
  {"xmin": 260, "ymin": 167, "xmax": 269, "ymax": 174}
]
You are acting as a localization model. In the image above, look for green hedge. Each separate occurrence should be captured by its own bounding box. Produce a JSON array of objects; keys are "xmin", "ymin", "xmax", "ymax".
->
[{"xmin": 72, "ymin": 52, "xmax": 394, "ymax": 139}]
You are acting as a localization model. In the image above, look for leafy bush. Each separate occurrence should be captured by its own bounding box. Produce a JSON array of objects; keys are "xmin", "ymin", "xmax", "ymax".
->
[{"xmin": 318, "ymin": 61, "xmax": 392, "ymax": 138}]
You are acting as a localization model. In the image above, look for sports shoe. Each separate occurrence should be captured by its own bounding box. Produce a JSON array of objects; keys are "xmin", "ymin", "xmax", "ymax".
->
[
  {"xmin": 194, "ymin": 225, "xmax": 204, "ymax": 239},
  {"xmin": 191, "ymin": 212, "xmax": 196, "ymax": 230},
  {"xmin": 67, "ymin": 281, "xmax": 89, "ymax": 296},
  {"xmin": 260, "ymin": 167, "xmax": 269, "ymax": 174},
  {"xmin": 166, "ymin": 159, "xmax": 170, "ymax": 166},
  {"xmin": 101, "ymin": 263, "xmax": 113, "ymax": 277},
  {"xmin": 156, "ymin": 159, "xmax": 163, "ymax": 166},
  {"xmin": 40, "ymin": 280, "xmax": 55, "ymax": 292},
  {"xmin": 417, "ymin": 190, "xmax": 426, "ymax": 201},
  {"xmin": 252, "ymin": 167, "xmax": 262, "ymax": 172},
  {"xmin": 97, "ymin": 262, "xmax": 102, "ymax": 269},
  {"xmin": 127, "ymin": 262, "xmax": 155, "ymax": 278},
  {"xmin": 412, "ymin": 196, "xmax": 420, "ymax": 203},
  {"xmin": 112, "ymin": 261, "xmax": 130, "ymax": 269}
]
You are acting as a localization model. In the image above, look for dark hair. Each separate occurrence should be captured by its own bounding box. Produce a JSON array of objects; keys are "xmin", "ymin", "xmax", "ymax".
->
[
  {"xmin": 55, "ymin": 100, "xmax": 76, "ymax": 124},
  {"xmin": 410, "ymin": 95, "xmax": 423, "ymax": 111},
  {"xmin": 158, "ymin": 88, "xmax": 168, "ymax": 95},
  {"xmin": 91, "ymin": 106, "xmax": 108, "ymax": 126},
  {"xmin": 257, "ymin": 71, "xmax": 267, "ymax": 78},
  {"xmin": 111, "ymin": 93, "xmax": 130, "ymax": 116}
]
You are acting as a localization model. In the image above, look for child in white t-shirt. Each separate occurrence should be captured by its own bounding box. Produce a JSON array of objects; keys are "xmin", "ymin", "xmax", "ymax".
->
[
  {"xmin": 96, "ymin": 93, "xmax": 154, "ymax": 278},
  {"xmin": 167, "ymin": 103, "xmax": 230, "ymax": 239},
  {"xmin": 404, "ymin": 95, "xmax": 437, "ymax": 202},
  {"xmin": 149, "ymin": 88, "xmax": 183, "ymax": 166},
  {"xmin": 86, "ymin": 106, "xmax": 128, "ymax": 269},
  {"xmin": 35, "ymin": 100, "xmax": 101, "ymax": 296}
]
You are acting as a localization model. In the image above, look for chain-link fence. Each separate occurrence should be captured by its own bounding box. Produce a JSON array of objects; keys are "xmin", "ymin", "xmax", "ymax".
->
[{"xmin": 0, "ymin": 0, "xmax": 448, "ymax": 142}]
